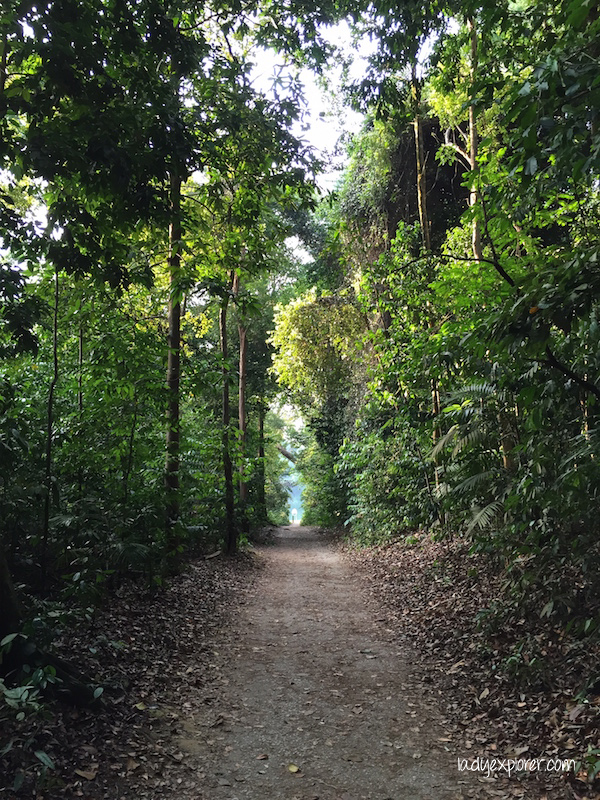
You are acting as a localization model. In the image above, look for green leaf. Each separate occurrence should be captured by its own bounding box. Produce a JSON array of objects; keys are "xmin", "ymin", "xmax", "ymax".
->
[
  {"xmin": 0, "ymin": 739, "xmax": 14, "ymax": 757},
  {"xmin": 540, "ymin": 599, "xmax": 554, "ymax": 618},
  {"xmin": 567, "ymin": 0, "xmax": 590, "ymax": 28},
  {"xmin": 518, "ymin": 81, "xmax": 531, "ymax": 97},
  {"xmin": 525, "ymin": 156, "xmax": 538, "ymax": 176},
  {"xmin": 34, "ymin": 750, "xmax": 55, "ymax": 770}
]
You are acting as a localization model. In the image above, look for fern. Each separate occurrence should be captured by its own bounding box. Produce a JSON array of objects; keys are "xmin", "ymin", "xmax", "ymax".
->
[
  {"xmin": 452, "ymin": 427, "xmax": 487, "ymax": 457},
  {"xmin": 446, "ymin": 381, "xmax": 504, "ymax": 402},
  {"xmin": 467, "ymin": 500, "xmax": 504, "ymax": 534},
  {"xmin": 453, "ymin": 470, "xmax": 496, "ymax": 495},
  {"xmin": 106, "ymin": 539, "xmax": 151, "ymax": 571},
  {"xmin": 430, "ymin": 424, "xmax": 459, "ymax": 460}
]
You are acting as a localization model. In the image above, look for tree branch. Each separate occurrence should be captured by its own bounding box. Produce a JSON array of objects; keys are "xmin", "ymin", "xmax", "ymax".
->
[
  {"xmin": 440, "ymin": 252, "xmax": 516, "ymax": 288},
  {"xmin": 443, "ymin": 129, "xmax": 472, "ymax": 169},
  {"xmin": 542, "ymin": 346, "xmax": 600, "ymax": 402},
  {"xmin": 278, "ymin": 445, "xmax": 296, "ymax": 463}
]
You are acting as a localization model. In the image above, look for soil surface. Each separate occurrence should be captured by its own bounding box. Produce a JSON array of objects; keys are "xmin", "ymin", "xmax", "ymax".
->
[{"xmin": 176, "ymin": 526, "xmax": 480, "ymax": 799}]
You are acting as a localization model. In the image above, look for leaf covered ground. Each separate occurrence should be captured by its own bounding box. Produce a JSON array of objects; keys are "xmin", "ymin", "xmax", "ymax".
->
[
  {"xmin": 345, "ymin": 533, "xmax": 600, "ymax": 800},
  {"xmin": 1, "ymin": 553, "xmax": 255, "ymax": 798},
  {"xmin": 3, "ymin": 528, "xmax": 600, "ymax": 799}
]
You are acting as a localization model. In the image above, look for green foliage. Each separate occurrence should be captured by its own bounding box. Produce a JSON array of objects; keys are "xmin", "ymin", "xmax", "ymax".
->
[
  {"xmin": 265, "ymin": 0, "xmax": 600, "ymax": 659},
  {"xmin": 296, "ymin": 435, "xmax": 347, "ymax": 528},
  {"xmin": 0, "ymin": 637, "xmax": 57, "ymax": 752},
  {"xmin": 2, "ymin": 0, "xmax": 600, "ymax": 762},
  {"xmin": 262, "ymin": 411, "xmax": 292, "ymax": 525},
  {"xmin": 271, "ymin": 289, "xmax": 365, "ymax": 413},
  {"xmin": 0, "ymin": 0, "xmax": 323, "ymax": 644},
  {"xmin": 340, "ymin": 416, "xmax": 436, "ymax": 543}
]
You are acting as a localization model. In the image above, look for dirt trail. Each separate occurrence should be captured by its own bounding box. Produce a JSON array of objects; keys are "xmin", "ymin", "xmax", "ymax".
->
[{"xmin": 179, "ymin": 527, "xmax": 480, "ymax": 799}]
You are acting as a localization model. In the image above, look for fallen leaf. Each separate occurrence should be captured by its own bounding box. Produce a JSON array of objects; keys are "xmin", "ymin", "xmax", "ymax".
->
[
  {"xmin": 74, "ymin": 768, "xmax": 97, "ymax": 781},
  {"xmin": 569, "ymin": 705, "xmax": 585, "ymax": 722},
  {"xmin": 288, "ymin": 763, "xmax": 301, "ymax": 773}
]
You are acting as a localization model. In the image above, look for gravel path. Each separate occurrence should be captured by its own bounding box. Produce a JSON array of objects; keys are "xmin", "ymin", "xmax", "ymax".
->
[{"xmin": 178, "ymin": 526, "xmax": 481, "ymax": 799}]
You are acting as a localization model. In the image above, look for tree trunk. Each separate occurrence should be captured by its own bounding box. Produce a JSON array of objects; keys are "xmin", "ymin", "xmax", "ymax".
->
[
  {"xmin": 498, "ymin": 408, "xmax": 518, "ymax": 472},
  {"xmin": 41, "ymin": 266, "xmax": 59, "ymax": 585},
  {"xmin": 412, "ymin": 69, "xmax": 441, "ymax": 496},
  {"xmin": 0, "ymin": 33, "xmax": 8, "ymax": 97},
  {"xmin": 77, "ymin": 293, "xmax": 84, "ymax": 501},
  {"xmin": 467, "ymin": 15, "xmax": 483, "ymax": 262},
  {"xmin": 0, "ymin": 541, "xmax": 22, "ymax": 640},
  {"xmin": 220, "ymin": 282, "xmax": 237, "ymax": 555},
  {"xmin": 165, "ymin": 171, "xmax": 182, "ymax": 535},
  {"xmin": 233, "ymin": 273, "xmax": 250, "ymax": 538},
  {"xmin": 277, "ymin": 444, "xmax": 296, "ymax": 463},
  {"xmin": 123, "ymin": 386, "xmax": 138, "ymax": 502},
  {"xmin": 412, "ymin": 69, "xmax": 431, "ymax": 252},
  {"xmin": 256, "ymin": 403, "xmax": 267, "ymax": 523}
]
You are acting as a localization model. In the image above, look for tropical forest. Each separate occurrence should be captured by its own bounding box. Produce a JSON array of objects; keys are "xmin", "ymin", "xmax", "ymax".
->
[{"xmin": 1, "ymin": 0, "xmax": 599, "ymax": 797}]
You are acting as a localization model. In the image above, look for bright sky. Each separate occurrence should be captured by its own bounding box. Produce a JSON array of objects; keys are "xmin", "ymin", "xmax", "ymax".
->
[{"xmin": 250, "ymin": 21, "xmax": 372, "ymax": 191}]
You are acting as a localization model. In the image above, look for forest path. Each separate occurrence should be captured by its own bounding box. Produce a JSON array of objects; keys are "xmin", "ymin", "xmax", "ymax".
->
[{"xmin": 179, "ymin": 526, "xmax": 480, "ymax": 800}]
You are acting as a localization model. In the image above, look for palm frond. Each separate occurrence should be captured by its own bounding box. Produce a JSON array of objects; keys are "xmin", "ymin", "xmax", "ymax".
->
[
  {"xmin": 467, "ymin": 500, "xmax": 504, "ymax": 534},
  {"xmin": 430, "ymin": 424, "xmax": 459, "ymax": 460},
  {"xmin": 452, "ymin": 427, "xmax": 487, "ymax": 456},
  {"xmin": 446, "ymin": 382, "xmax": 501, "ymax": 402},
  {"xmin": 453, "ymin": 470, "xmax": 496, "ymax": 495}
]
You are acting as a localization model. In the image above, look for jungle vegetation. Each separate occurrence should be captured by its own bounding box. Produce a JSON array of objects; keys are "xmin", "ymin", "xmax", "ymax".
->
[{"xmin": 1, "ymin": 0, "xmax": 599, "ymax": 761}]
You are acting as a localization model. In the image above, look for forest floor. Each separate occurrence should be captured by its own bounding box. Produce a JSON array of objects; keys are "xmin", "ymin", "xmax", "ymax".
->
[{"xmin": 2, "ymin": 526, "xmax": 598, "ymax": 799}]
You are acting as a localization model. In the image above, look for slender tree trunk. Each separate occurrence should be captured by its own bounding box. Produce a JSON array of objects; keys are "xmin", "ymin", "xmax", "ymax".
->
[
  {"xmin": 233, "ymin": 273, "xmax": 250, "ymax": 537},
  {"xmin": 77, "ymin": 293, "xmax": 84, "ymax": 501},
  {"xmin": 257, "ymin": 402, "xmax": 267, "ymax": 523},
  {"xmin": 431, "ymin": 380, "xmax": 441, "ymax": 438},
  {"xmin": 220, "ymin": 282, "xmax": 237, "ymax": 554},
  {"xmin": 238, "ymin": 323, "xmax": 249, "ymax": 535},
  {"xmin": 165, "ymin": 171, "xmax": 182, "ymax": 535},
  {"xmin": 0, "ymin": 540, "xmax": 22, "ymax": 639},
  {"xmin": 412, "ymin": 69, "xmax": 431, "ymax": 252},
  {"xmin": 123, "ymin": 386, "xmax": 138, "ymax": 502},
  {"xmin": 412, "ymin": 68, "xmax": 441, "ymax": 495},
  {"xmin": 0, "ymin": 33, "xmax": 8, "ymax": 97},
  {"xmin": 498, "ymin": 408, "xmax": 517, "ymax": 472},
  {"xmin": 467, "ymin": 16, "xmax": 483, "ymax": 262},
  {"xmin": 41, "ymin": 266, "xmax": 59, "ymax": 585},
  {"xmin": 465, "ymin": 18, "xmax": 518, "ymax": 466}
]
